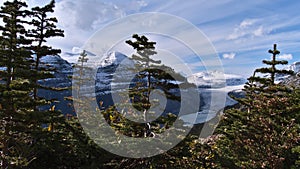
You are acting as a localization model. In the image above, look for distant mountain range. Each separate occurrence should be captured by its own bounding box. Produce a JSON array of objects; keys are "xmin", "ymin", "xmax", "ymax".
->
[
  {"xmin": 37, "ymin": 51, "xmax": 299, "ymax": 124},
  {"xmin": 281, "ymin": 61, "xmax": 300, "ymax": 88},
  {"xmin": 187, "ymin": 70, "xmax": 246, "ymax": 88}
]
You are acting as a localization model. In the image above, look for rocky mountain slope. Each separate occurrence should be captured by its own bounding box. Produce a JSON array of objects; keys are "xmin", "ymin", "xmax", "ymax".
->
[{"xmin": 37, "ymin": 55, "xmax": 73, "ymax": 115}]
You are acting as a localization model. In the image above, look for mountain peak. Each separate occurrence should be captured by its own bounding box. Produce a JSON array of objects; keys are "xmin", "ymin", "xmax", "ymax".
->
[
  {"xmin": 40, "ymin": 55, "xmax": 62, "ymax": 62},
  {"xmin": 99, "ymin": 51, "xmax": 128, "ymax": 67},
  {"xmin": 290, "ymin": 61, "xmax": 300, "ymax": 73}
]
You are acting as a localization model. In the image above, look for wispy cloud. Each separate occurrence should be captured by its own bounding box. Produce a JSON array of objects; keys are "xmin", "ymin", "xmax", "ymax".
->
[
  {"xmin": 227, "ymin": 18, "xmax": 271, "ymax": 40},
  {"xmin": 222, "ymin": 53, "xmax": 236, "ymax": 59},
  {"xmin": 240, "ymin": 19, "xmax": 256, "ymax": 28},
  {"xmin": 50, "ymin": 0, "xmax": 148, "ymax": 52},
  {"xmin": 278, "ymin": 54, "xmax": 293, "ymax": 60}
]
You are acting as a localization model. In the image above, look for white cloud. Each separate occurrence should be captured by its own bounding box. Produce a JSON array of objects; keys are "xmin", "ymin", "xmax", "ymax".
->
[
  {"xmin": 240, "ymin": 19, "xmax": 257, "ymax": 28},
  {"xmin": 47, "ymin": 0, "xmax": 148, "ymax": 52},
  {"xmin": 72, "ymin": 47, "xmax": 83, "ymax": 54},
  {"xmin": 54, "ymin": 0, "xmax": 149, "ymax": 31},
  {"xmin": 227, "ymin": 19, "xmax": 271, "ymax": 40},
  {"xmin": 54, "ymin": 1, "xmax": 124, "ymax": 31},
  {"xmin": 223, "ymin": 53, "xmax": 236, "ymax": 59},
  {"xmin": 253, "ymin": 26, "xmax": 264, "ymax": 36},
  {"xmin": 278, "ymin": 54, "xmax": 293, "ymax": 60}
]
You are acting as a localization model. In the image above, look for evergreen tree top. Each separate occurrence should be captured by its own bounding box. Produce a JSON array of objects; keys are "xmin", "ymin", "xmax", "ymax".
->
[
  {"xmin": 0, "ymin": 0, "xmax": 30, "ymax": 24},
  {"xmin": 0, "ymin": 0, "xmax": 31, "ymax": 45},
  {"xmin": 78, "ymin": 50, "xmax": 88, "ymax": 63},
  {"xmin": 31, "ymin": 0, "xmax": 55, "ymax": 13},
  {"xmin": 126, "ymin": 34, "xmax": 156, "ymax": 51},
  {"xmin": 247, "ymin": 44, "xmax": 294, "ymax": 86},
  {"xmin": 241, "ymin": 44, "xmax": 295, "ymax": 101},
  {"xmin": 126, "ymin": 34, "xmax": 160, "ymax": 66}
]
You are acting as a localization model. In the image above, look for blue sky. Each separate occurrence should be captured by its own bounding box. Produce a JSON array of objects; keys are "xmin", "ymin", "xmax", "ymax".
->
[{"xmin": 1, "ymin": 0, "xmax": 300, "ymax": 76}]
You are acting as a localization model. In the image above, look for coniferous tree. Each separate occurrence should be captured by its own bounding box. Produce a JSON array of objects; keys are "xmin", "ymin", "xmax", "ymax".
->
[
  {"xmin": 25, "ymin": 2, "xmax": 108, "ymax": 168},
  {"xmin": 101, "ymin": 35, "xmax": 180, "ymax": 137},
  {"xmin": 74, "ymin": 50, "xmax": 90, "ymax": 96},
  {"xmin": 125, "ymin": 34, "xmax": 160, "ymax": 113},
  {"xmin": 245, "ymin": 44, "xmax": 293, "ymax": 94},
  {"xmin": 97, "ymin": 35, "xmax": 204, "ymax": 168},
  {"xmin": 0, "ymin": 1, "xmax": 94, "ymax": 168},
  {"xmin": 120, "ymin": 34, "xmax": 189, "ymax": 137},
  {"xmin": 22, "ymin": 1, "xmax": 80, "ymax": 167},
  {"xmin": 98, "ymin": 35, "xmax": 195, "ymax": 164},
  {"xmin": 0, "ymin": 0, "xmax": 35, "ymax": 167},
  {"xmin": 61, "ymin": 50, "xmax": 116, "ymax": 168},
  {"xmin": 26, "ymin": 0, "xmax": 65, "ymax": 135},
  {"xmin": 28, "ymin": 0, "xmax": 64, "ymax": 101},
  {"xmin": 215, "ymin": 44, "xmax": 299, "ymax": 168}
]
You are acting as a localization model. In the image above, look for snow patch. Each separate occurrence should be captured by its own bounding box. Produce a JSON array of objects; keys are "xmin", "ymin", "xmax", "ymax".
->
[{"xmin": 289, "ymin": 61, "xmax": 300, "ymax": 73}]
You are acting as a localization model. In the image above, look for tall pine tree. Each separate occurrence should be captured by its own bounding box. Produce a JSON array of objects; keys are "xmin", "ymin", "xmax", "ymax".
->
[
  {"xmin": 126, "ymin": 34, "xmax": 183, "ymax": 137},
  {"xmin": 0, "ymin": 0, "xmax": 35, "ymax": 167},
  {"xmin": 245, "ymin": 44, "xmax": 294, "ymax": 97},
  {"xmin": 26, "ymin": 0, "xmax": 65, "ymax": 136},
  {"xmin": 125, "ymin": 34, "xmax": 160, "ymax": 112},
  {"xmin": 28, "ymin": 0, "xmax": 64, "ymax": 101},
  {"xmin": 103, "ymin": 34, "xmax": 192, "ymax": 138}
]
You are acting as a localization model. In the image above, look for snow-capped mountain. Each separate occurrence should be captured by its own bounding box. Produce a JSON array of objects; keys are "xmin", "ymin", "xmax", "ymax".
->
[
  {"xmin": 182, "ymin": 61, "xmax": 300, "ymax": 125},
  {"xmin": 95, "ymin": 51, "xmax": 135, "ymax": 95},
  {"xmin": 38, "ymin": 55, "xmax": 73, "ymax": 115},
  {"xmin": 182, "ymin": 61, "xmax": 299, "ymax": 125},
  {"xmin": 39, "ymin": 55, "xmax": 72, "ymax": 87},
  {"xmin": 280, "ymin": 61, "xmax": 300, "ymax": 87},
  {"xmin": 95, "ymin": 51, "xmax": 183, "ymax": 114},
  {"xmin": 99, "ymin": 51, "xmax": 130, "ymax": 67},
  {"xmin": 94, "ymin": 51, "xmax": 248, "ymax": 124},
  {"xmin": 289, "ymin": 61, "xmax": 300, "ymax": 73},
  {"xmin": 188, "ymin": 71, "xmax": 246, "ymax": 88},
  {"xmin": 275, "ymin": 61, "xmax": 300, "ymax": 82}
]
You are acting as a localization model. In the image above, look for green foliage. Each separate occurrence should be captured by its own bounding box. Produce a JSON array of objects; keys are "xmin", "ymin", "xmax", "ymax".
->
[
  {"xmin": 0, "ymin": 1, "xmax": 35, "ymax": 167},
  {"xmin": 245, "ymin": 44, "xmax": 293, "ymax": 95},
  {"xmin": 0, "ymin": 1, "xmax": 107, "ymax": 168},
  {"xmin": 103, "ymin": 132, "xmax": 221, "ymax": 169},
  {"xmin": 125, "ymin": 34, "xmax": 161, "ymax": 112},
  {"xmin": 111, "ymin": 34, "xmax": 190, "ymax": 137},
  {"xmin": 27, "ymin": 0, "xmax": 64, "ymax": 100},
  {"xmin": 62, "ymin": 50, "xmax": 117, "ymax": 169},
  {"xmin": 102, "ymin": 107, "xmax": 178, "ymax": 137},
  {"xmin": 215, "ymin": 44, "xmax": 300, "ymax": 168},
  {"xmin": 28, "ymin": 114, "xmax": 113, "ymax": 169}
]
